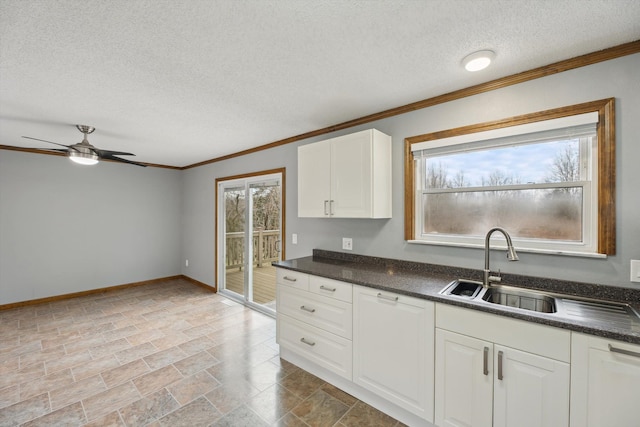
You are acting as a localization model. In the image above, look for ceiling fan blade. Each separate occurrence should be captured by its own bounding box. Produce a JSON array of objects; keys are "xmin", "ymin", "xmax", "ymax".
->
[
  {"xmin": 94, "ymin": 148, "xmax": 136, "ymax": 157},
  {"xmin": 102, "ymin": 154, "xmax": 147, "ymax": 167},
  {"xmin": 22, "ymin": 147, "xmax": 69, "ymax": 156},
  {"xmin": 30, "ymin": 148, "xmax": 69, "ymax": 153},
  {"xmin": 21, "ymin": 136, "xmax": 71, "ymax": 149}
]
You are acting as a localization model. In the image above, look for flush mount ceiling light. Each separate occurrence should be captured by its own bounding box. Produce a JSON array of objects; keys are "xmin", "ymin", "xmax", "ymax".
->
[{"xmin": 462, "ymin": 50, "xmax": 495, "ymax": 72}]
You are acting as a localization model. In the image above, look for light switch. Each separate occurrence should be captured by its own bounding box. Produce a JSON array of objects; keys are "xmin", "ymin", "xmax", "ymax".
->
[
  {"xmin": 631, "ymin": 260, "xmax": 640, "ymax": 282},
  {"xmin": 292, "ymin": 233, "xmax": 298, "ymax": 244}
]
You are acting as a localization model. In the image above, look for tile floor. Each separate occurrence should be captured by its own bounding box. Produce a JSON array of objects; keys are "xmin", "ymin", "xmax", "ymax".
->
[{"xmin": 0, "ymin": 278, "xmax": 404, "ymax": 426}]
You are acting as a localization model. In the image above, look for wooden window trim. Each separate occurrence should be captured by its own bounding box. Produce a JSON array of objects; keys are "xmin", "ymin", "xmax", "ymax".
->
[{"xmin": 404, "ymin": 98, "xmax": 615, "ymax": 255}]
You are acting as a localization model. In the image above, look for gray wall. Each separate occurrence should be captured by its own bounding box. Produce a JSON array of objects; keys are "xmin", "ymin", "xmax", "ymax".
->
[
  {"xmin": 181, "ymin": 53, "xmax": 640, "ymax": 289},
  {"xmin": 2, "ymin": 54, "xmax": 638, "ymax": 306},
  {"xmin": 0, "ymin": 150, "xmax": 183, "ymax": 305}
]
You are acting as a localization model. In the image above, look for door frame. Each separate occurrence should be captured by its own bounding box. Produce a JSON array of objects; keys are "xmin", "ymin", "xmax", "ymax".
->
[{"xmin": 214, "ymin": 167, "xmax": 286, "ymax": 300}]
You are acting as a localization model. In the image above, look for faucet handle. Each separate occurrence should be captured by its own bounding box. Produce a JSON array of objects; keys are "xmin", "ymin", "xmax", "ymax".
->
[{"xmin": 488, "ymin": 269, "xmax": 502, "ymax": 284}]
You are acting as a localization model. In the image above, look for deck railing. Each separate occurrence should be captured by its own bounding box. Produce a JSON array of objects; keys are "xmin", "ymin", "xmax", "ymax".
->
[{"xmin": 226, "ymin": 229, "xmax": 280, "ymax": 269}]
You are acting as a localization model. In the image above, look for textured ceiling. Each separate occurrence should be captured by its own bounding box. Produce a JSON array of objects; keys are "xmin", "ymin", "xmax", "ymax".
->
[{"xmin": 1, "ymin": 0, "xmax": 639, "ymax": 167}]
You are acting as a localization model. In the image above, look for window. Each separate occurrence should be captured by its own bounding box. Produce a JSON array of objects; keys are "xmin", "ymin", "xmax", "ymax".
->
[{"xmin": 404, "ymin": 99, "xmax": 615, "ymax": 256}]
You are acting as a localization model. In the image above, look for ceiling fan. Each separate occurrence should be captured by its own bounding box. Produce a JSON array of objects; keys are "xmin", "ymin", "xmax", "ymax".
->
[{"xmin": 22, "ymin": 125, "xmax": 146, "ymax": 167}]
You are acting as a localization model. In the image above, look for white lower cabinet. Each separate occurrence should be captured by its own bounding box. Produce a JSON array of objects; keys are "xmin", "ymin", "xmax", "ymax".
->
[
  {"xmin": 277, "ymin": 271, "xmax": 353, "ymax": 380},
  {"xmin": 353, "ymin": 285, "xmax": 435, "ymax": 422},
  {"xmin": 570, "ymin": 333, "xmax": 640, "ymax": 427},
  {"xmin": 277, "ymin": 268, "xmax": 639, "ymax": 427},
  {"xmin": 435, "ymin": 304, "xmax": 570, "ymax": 427},
  {"xmin": 435, "ymin": 329, "xmax": 493, "ymax": 427},
  {"xmin": 493, "ymin": 344, "xmax": 570, "ymax": 427}
]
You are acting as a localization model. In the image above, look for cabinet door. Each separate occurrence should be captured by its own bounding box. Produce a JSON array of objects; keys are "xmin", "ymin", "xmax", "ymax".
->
[
  {"xmin": 493, "ymin": 345, "xmax": 569, "ymax": 427},
  {"xmin": 298, "ymin": 140, "xmax": 331, "ymax": 217},
  {"xmin": 434, "ymin": 329, "xmax": 493, "ymax": 427},
  {"xmin": 353, "ymin": 286, "xmax": 434, "ymax": 421},
  {"xmin": 330, "ymin": 131, "xmax": 373, "ymax": 218},
  {"xmin": 570, "ymin": 333, "xmax": 640, "ymax": 427}
]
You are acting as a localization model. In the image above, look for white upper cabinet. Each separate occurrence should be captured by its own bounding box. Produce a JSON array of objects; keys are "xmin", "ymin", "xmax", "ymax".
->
[{"xmin": 298, "ymin": 129, "xmax": 392, "ymax": 218}]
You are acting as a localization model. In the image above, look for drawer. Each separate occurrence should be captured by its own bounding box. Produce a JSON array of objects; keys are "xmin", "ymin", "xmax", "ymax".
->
[
  {"xmin": 278, "ymin": 314, "xmax": 352, "ymax": 380},
  {"xmin": 276, "ymin": 268, "xmax": 309, "ymax": 290},
  {"xmin": 278, "ymin": 286, "xmax": 352, "ymax": 339},
  {"xmin": 309, "ymin": 276, "xmax": 353, "ymax": 303}
]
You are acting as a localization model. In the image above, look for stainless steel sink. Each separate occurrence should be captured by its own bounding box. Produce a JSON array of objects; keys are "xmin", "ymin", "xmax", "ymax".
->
[
  {"xmin": 440, "ymin": 279, "xmax": 640, "ymax": 323},
  {"xmin": 481, "ymin": 285, "xmax": 556, "ymax": 313}
]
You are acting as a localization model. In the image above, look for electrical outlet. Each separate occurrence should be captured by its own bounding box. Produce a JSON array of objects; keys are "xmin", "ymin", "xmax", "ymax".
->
[
  {"xmin": 342, "ymin": 237, "xmax": 353, "ymax": 251},
  {"xmin": 292, "ymin": 233, "xmax": 298, "ymax": 244},
  {"xmin": 631, "ymin": 260, "xmax": 640, "ymax": 282},
  {"xmin": 185, "ymin": 259, "xmax": 189, "ymax": 267}
]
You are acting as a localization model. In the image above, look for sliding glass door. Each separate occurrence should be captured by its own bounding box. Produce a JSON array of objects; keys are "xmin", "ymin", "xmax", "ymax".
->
[{"xmin": 217, "ymin": 171, "xmax": 283, "ymax": 315}]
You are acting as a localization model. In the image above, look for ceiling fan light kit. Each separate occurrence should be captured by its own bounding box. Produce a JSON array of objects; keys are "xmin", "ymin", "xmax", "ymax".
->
[
  {"xmin": 69, "ymin": 148, "xmax": 99, "ymax": 165},
  {"xmin": 69, "ymin": 125, "xmax": 100, "ymax": 166}
]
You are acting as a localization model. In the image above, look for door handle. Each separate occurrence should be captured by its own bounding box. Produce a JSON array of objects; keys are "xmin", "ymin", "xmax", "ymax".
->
[
  {"xmin": 300, "ymin": 337, "xmax": 316, "ymax": 346},
  {"xmin": 497, "ymin": 350, "xmax": 504, "ymax": 380},
  {"xmin": 483, "ymin": 346, "xmax": 489, "ymax": 375},
  {"xmin": 377, "ymin": 292, "xmax": 398, "ymax": 302},
  {"xmin": 324, "ymin": 200, "xmax": 329, "ymax": 216},
  {"xmin": 609, "ymin": 344, "xmax": 640, "ymax": 358},
  {"xmin": 300, "ymin": 305, "xmax": 316, "ymax": 313}
]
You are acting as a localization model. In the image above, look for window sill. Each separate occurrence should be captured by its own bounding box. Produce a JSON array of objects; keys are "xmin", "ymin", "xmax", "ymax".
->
[{"xmin": 407, "ymin": 239, "xmax": 607, "ymax": 259}]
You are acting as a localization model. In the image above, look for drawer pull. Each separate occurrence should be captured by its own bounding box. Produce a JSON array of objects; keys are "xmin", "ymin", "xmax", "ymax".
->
[
  {"xmin": 483, "ymin": 346, "xmax": 489, "ymax": 376},
  {"xmin": 320, "ymin": 285, "xmax": 336, "ymax": 292},
  {"xmin": 300, "ymin": 305, "xmax": 316, "ymax": 313},
  {"xmin": 283, "ymin": 276, "xmax": 297, "ymax": 282},
  {"xmin": 497, "ymin": 350, "xmax": 504, "ymax": 380},
  {"xmin": 377, "ymin": 293, "xmax": 398, "ymax": 302},
  {"xmin": 609, "ymin": 344, "xmax": 640, "ymax": 358},
  {"xmin": 300, "ymin": 337, "xmax": 316, "ymax": 346}
]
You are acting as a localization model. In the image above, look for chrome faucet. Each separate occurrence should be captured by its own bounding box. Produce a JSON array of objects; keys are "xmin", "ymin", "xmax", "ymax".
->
[{"xmin": 483, "ymin": 227, "xmax": 519, "ymax": 287}]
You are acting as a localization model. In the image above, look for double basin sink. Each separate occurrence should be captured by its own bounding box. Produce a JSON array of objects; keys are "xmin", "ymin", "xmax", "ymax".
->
[{"xmin": 440, "ymin": 279, "xmax": 640, "ymax": 327}]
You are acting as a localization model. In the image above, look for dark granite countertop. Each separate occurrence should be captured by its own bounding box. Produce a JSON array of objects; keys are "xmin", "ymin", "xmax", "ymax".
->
[{"xmin": 273, "ymin": 250, "xmax": 640, "ymax": 345}]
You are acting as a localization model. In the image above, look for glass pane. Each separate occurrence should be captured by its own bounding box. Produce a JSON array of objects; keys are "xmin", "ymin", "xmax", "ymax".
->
[
  {"xmin": 249, "ymin": 181, "xmax": 281, "ymax": 310},
  {"xmin": 424, "ymin": 139, "xmax": 581, "ymax": 189},
  {"xmin": 224, "ymin": 187, "xmax": 246, "ymax": 297},
  {"xmin": 422, "ymin": 188, "xmax": 583, "ymax": 241}
]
